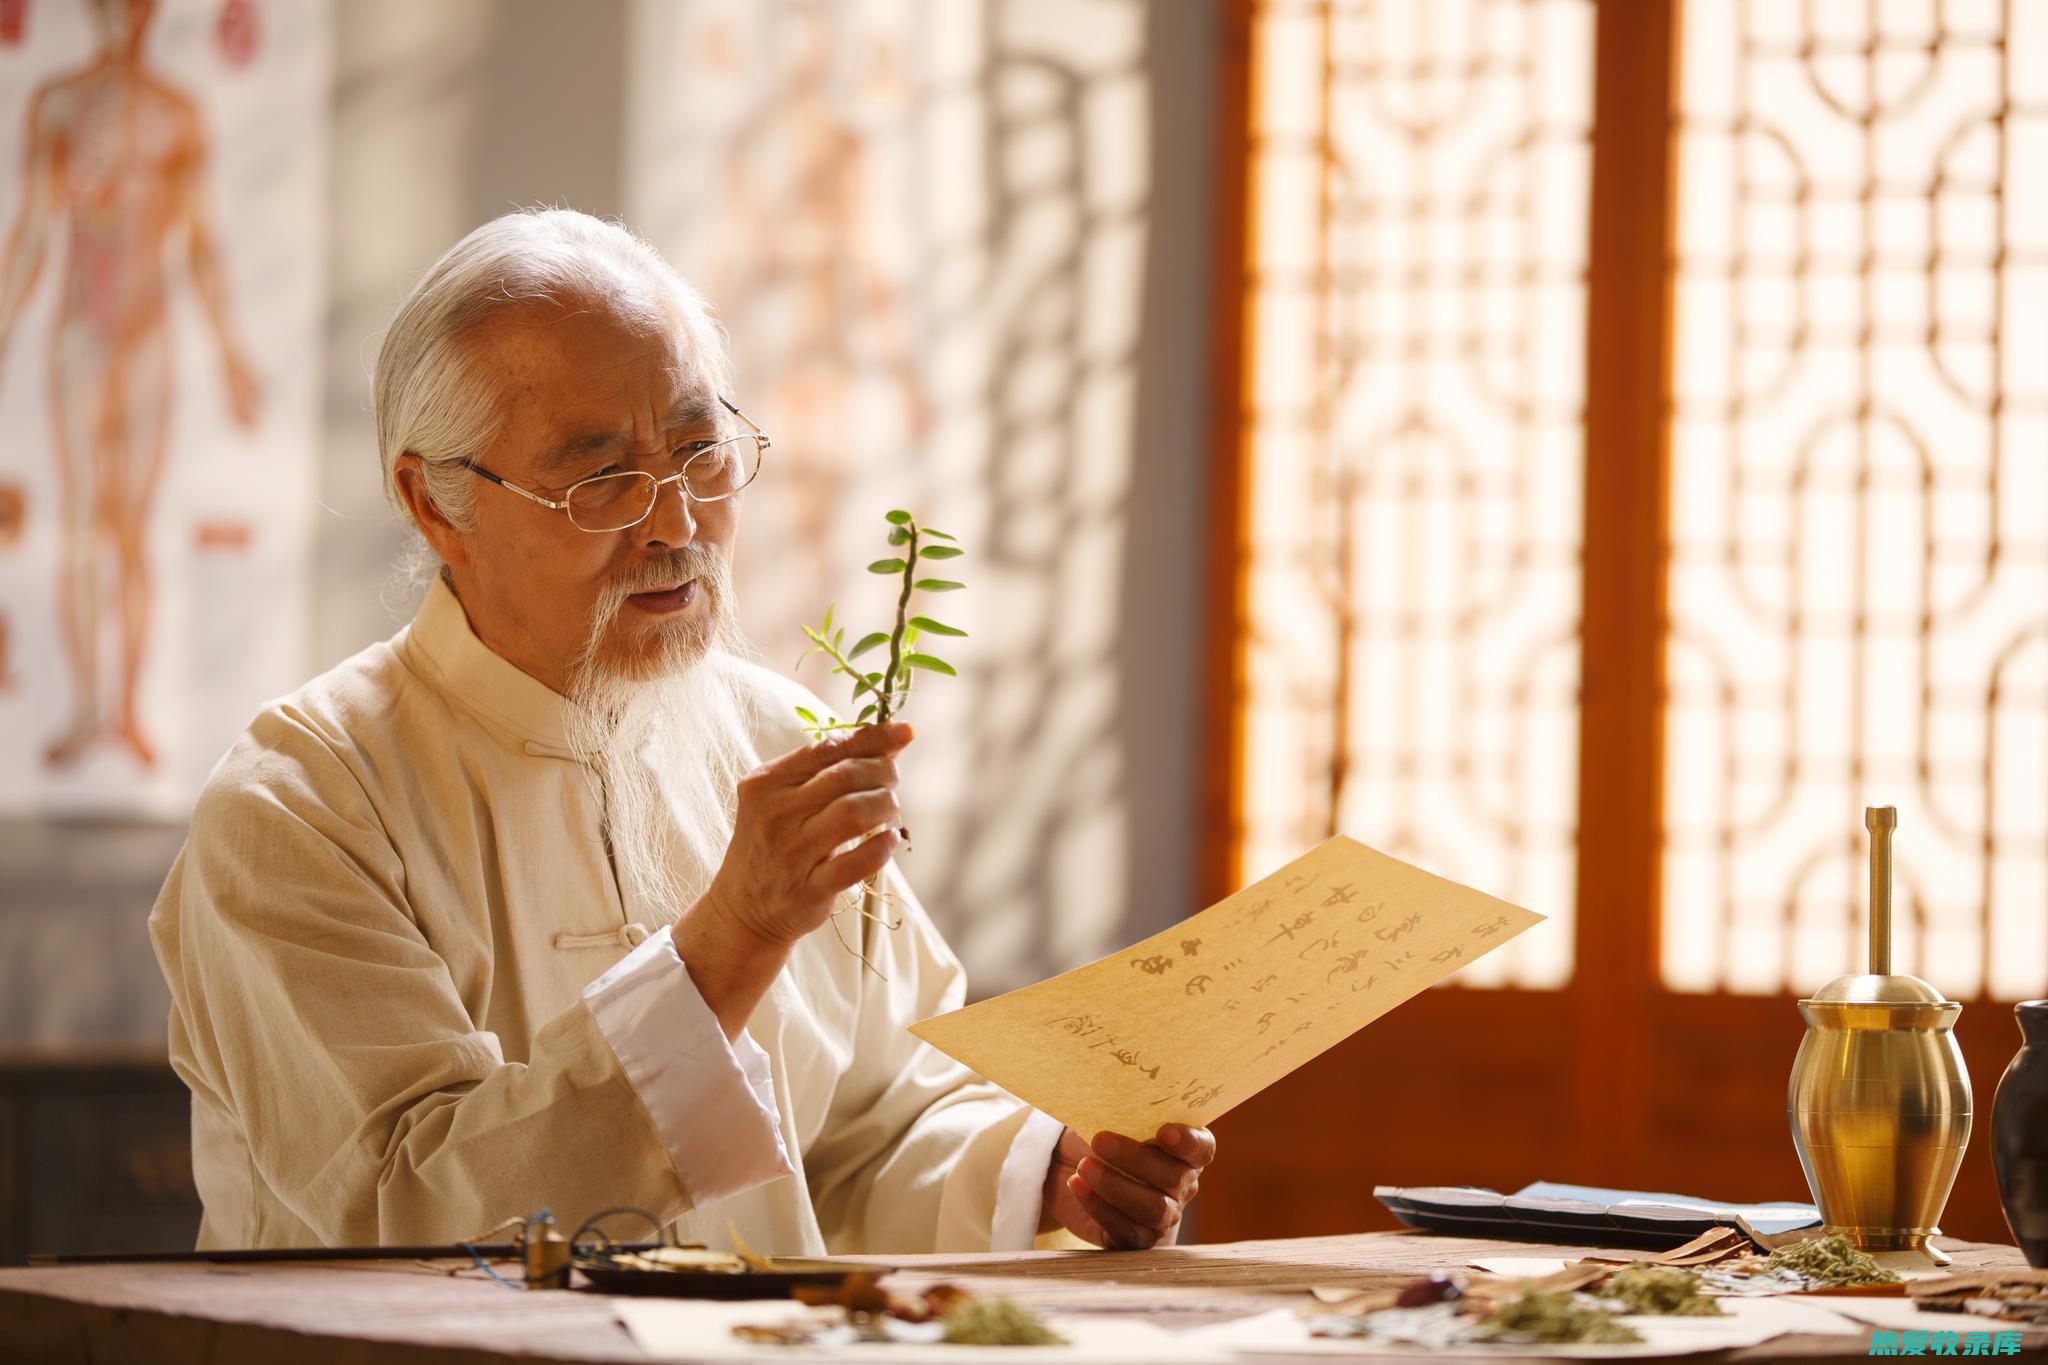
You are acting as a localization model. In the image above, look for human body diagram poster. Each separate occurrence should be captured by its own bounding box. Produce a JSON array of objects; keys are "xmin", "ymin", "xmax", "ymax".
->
[
  {"xmin": 0, "ymin": 0, "xmax": 325, "ymax": 814},
  {"xmin": 911, "ymin": 837, "xmax": 1545, "ymax": 1139}
]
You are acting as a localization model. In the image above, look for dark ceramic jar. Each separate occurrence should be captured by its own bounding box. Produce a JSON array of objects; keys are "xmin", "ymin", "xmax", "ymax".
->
[{"xmin": 1993, "ymin": 999, "xmax": 2048, "ymax": 1267}]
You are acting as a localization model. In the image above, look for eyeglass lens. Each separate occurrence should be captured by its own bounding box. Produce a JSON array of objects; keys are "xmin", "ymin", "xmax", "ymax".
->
[{"xmin": 565, "ymin": 437, "xmax": 761, "ymax": 531}]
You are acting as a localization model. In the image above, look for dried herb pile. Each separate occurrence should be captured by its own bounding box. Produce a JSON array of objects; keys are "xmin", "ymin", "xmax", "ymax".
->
[
  {"xmin": 1598, "ymin": 1264, "xmax": 1725, "ymax": 1316},
  {"xmin": 1762, "ymin": 1233, "xmax": 1901, "ymax": 1288},
  {"xmin": 733, "ymin": 1275, "xmax": 1064, "ymax": 1349},
  {"xmin": 1472, "ymin": 1289, "xmax": 1644, "ymax": 1345}
]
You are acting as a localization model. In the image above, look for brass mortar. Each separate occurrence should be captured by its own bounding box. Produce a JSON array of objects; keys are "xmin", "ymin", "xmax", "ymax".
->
[{"xmin": 1787, "ymin": 806, "xmax": 1972, "ymax": 1265}]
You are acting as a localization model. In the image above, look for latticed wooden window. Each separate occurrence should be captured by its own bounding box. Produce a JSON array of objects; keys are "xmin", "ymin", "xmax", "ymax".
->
[
  {"xmin": 1206, "ymin": 0, "xmax": 2045, "ymax": 1243},
  {"xmin": 1661, "ymin": 0, "xmax": 2048, "ymax": 997},
  {"xmin": 1225, "ymin": 0, "xmax": 2048, "ymax": 997},
  {"xmin": 1238, "ymin": 0, "xmax": 1593, "ymax": 989}
]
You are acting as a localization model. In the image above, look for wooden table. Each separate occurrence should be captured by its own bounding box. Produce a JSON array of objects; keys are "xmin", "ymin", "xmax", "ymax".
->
[{"xmin": 2, "ymin": 1231, "xmax": 2040, "ymax": 1363}]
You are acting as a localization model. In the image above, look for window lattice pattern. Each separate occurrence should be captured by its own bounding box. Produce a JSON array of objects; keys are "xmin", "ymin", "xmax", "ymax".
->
[
  {"xmin": 1242, "ymin": 0, "xmax": 1593, "ymax": 987},
  {"xmin": 1662, "ymin": 0, "xmax": 2048, "ymax": 997}
]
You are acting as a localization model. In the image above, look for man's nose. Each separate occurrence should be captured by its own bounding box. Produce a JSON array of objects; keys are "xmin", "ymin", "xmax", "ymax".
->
[{"xmin": 638, "ymin": 475, "xmax": 697, "ymax": 548}]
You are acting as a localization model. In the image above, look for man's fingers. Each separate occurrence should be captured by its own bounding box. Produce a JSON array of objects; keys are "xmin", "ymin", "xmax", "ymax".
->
[
  {"xmin": 1070, "ymin": 1177, "xmax": 1166, "ymax": 1250},
  {"xmin": 1156, "ymin": 1124, "xmax": 1217, "ymax": 1170},
  {"xmin": 1061, "ymin": 1207, "xmax": 1111, "ymax": 1248},
  {"xmin": 808, "ymin": 827, "xmax": 900, "ymax": 895},
  {"xmin": 799, "ymin": 755, "xmax": 899, "ymax": 804},
  {"xmin": 774, "ymin": 721, "xmax": 912, "ymax": 783},
  {"xmin": 803, "ymin": 790, "xmax": 902, "ymax": 851},
  {"xmin": 1088, "ymin": 1131, "xmax": 1200, "ymax": 1201},
  {"xmin": 1077, "ymin": 1156, "xmax": 1177, "ymax": 1230}
]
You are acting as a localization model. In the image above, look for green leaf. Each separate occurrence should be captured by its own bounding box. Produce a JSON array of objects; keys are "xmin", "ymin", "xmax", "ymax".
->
[
  {"xmin": 920, "ymin": 545, "xmax": 964, "ymax": 560},
  {"xmin": 885, "ymin": 509, "xmax": 913, "ymax": 525},
  {"xmin": 888, "ymin": 526, "xmax": 911, "ymax": 545},
  {"xmin": 850, "ymin": 631, "xmax": 890, "ymax": 658},
  {"xmin": 913, "ymin": 578, "xmax": 965, "ymax": 592},
  {"xmin": 795, "ymin": 705, "xmax": 819, "ymax": 725},
  {"xmin": 923, "ymin": 528, "xmax": 957, "ymax": 542},
  {"xmin": 868, "ymin": 558, "xmax": 908, "ymax": 574},
  {"xmin": 909, "ymin": 615, "xmax": 966, "ymax": 637},
  {"xmin": 822, "ymin": 603, "xmax": 834, "ymax": 635},
  {"xmin": 858, "ymin": 703, "xmax": 878, "ymax": 722},
  {"xmin": 802, "ymin": 624, "xmax": 827, "ymax": 644},
  {"xmin": 865, "ymin": 671, "xmax": 885, "ymax": 687},
  {"xmin": 902, "ymin": 653, "xmax": 956, "ymax": 676}
]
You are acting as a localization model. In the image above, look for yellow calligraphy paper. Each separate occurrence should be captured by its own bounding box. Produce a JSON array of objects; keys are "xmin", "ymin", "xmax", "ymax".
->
[{"xmin": 909, "ymin": 836, "xmax": 1544, "ymax": 1140}]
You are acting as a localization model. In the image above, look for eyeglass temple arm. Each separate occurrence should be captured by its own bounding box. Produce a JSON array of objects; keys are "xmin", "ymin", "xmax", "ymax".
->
[
  {"xmin": 462, "ymin": 461, "xmax": 569, "ymax": 510},
  {"xmin": 720, "ymin": 395, "xmax": 771, "ymax": 450}
]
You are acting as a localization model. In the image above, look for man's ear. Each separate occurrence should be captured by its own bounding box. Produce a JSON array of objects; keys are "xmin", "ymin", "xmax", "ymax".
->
[{"xmin": 393, "ymin": 454, "xmax": 473, "ymax": 570}]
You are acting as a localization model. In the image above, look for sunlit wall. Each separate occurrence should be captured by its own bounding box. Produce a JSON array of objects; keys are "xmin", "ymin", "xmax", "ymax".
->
[{"xmin": 625, "ymin": 0, "xmax": 1218, "ymax": 989}]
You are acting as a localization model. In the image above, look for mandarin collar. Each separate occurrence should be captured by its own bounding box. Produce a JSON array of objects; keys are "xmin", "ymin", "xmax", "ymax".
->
[{"xmin": 399, "ymin": 577, "xmax": 581, "ymax": 757}]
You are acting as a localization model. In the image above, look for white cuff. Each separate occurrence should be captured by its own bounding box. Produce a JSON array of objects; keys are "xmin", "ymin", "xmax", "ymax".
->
[
  {"xmin": 990, "ymin": 1109, "xmax": 1066, "ymax": 1251},
  {"xmin": 583, "ymin": 930, "xmax": 795, "ymax": 1205}
]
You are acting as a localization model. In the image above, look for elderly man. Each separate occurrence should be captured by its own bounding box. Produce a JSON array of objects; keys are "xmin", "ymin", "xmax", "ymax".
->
[{"xmin": 148, "ymin": 209, "xmax": 1214, "ymax": 1255}]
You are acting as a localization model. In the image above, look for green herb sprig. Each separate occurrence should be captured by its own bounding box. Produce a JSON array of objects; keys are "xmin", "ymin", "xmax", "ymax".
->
[
  {"xmin": 794, "ymin": 509, "xmax": 965, "ymax": 737},
  {"xmin": 793, "ymin": 509, "xmax": 966, "ymax": 972}
]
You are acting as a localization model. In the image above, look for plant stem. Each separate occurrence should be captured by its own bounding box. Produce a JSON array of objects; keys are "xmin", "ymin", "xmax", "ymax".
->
[
  {"xmin": 878, "ymin": 525, "xmax": 918, "ymax": 724},
  {"xmin": 803, "ymin": 633, "xmax": 887, "ymax": 711},
  {"xmin": 855, "ymin": 525, "xmax": 922, "ymax": 944}
]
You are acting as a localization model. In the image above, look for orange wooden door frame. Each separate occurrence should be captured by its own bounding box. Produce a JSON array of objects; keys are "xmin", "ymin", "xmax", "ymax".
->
[{"xmin": 1567, "ymin": 0, "xmax": 1678, "ymax": 1193}]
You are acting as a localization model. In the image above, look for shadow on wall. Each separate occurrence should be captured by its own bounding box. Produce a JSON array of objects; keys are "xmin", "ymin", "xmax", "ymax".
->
[
  {"xmin": 626, "ymin": 0, "xmax": 1219, "ymax": 992},
  {"xmin": 946, "ymin": 0, "xmax": 1216, "ymax": 983}
]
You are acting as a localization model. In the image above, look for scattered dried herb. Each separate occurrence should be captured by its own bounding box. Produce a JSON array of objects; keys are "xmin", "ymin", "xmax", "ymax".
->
[
  {"xmin": 1600, "ymin": 1264, "xmax": 1725, "ymax": 1316},
  {"xmin": 1762, "ymin": 1233, "xmax": 1901, "ymax": 1287},
  {"xmin": 939, "ymin": 1297, "xmax": 1066, "ymax": 1346},
  {"xmin": 793, "ymin": 1271, "xmax": 893, "ymax": 1316},
  {"xmin": 737, "ymin": 1283, "xmax": 1044, "ymax": 1349},
  {"xmin": 1474, "ymin": 1289, "xmax": 1644, "ymax": 1345},
  {"xmin": 1393, "ymin": 1272, "xmax": 1465, "ymax": 1308}
]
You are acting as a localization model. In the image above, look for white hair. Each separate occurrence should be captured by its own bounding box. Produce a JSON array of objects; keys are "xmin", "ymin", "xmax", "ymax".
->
[{"xmin": 373, "ymin": 208, "xmax": 734, "ymax": 534}]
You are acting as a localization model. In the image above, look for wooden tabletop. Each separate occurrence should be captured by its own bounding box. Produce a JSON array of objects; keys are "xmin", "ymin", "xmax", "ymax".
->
[{"xmin": 2, "ymin": 1230, "xmax": 2040, "ymax": 1363}]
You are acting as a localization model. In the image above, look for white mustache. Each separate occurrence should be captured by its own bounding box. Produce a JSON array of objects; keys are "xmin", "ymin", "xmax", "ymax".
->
[{"xmin": 597, "ymin": 547, "xmax": 728, "ymax": 620}]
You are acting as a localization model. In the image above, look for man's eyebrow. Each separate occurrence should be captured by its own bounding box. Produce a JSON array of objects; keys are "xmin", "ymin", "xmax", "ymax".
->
[{"xmin": 536, "ymin": 396, "xmax": 725, "ymax": 474}]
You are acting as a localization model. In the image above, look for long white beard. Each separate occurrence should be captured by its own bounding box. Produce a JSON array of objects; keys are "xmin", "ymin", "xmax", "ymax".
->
[{"xmin": 563, "ymin": 548, "xmax": 760, "ymax": 925}]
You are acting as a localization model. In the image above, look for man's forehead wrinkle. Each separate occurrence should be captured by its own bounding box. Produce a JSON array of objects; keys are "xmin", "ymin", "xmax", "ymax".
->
[
  {"xmin": 530, "ymin": 393, "xmax": 722, "ymax": 477},
  {"xmin": 668, "ymin": 386, "xmax": 722, "ymax": 429}
]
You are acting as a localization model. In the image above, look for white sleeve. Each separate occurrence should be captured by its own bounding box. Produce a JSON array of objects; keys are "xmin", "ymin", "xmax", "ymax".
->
[
  {"xmin": 582, "ymin": 931, "xmax": 796, "ymax": 1204},
  {"xmin": 988, "ymin": 1109, "xmax": 1066, "ymax": 1251}
]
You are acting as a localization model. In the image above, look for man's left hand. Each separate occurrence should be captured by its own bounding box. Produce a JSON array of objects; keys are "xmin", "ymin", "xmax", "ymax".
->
[{"xmin": 1040, "ymin": 1123, "xmax": 1215, "ymax": 1249}]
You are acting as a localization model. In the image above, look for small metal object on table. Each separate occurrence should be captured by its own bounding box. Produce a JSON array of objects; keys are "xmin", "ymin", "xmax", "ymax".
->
[{"xmin": 2, "ymin": 1229, "xmax": 2043, "ymax": 1362}]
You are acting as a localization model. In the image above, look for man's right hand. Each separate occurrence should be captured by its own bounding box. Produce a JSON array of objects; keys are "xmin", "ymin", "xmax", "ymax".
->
[
  {"xmin": 709, "ymin": 720, "xmax": 912, "ymax": 947},
  {"xmin": 673, "ymin": 722, "xmax": 912, "ymax": 1037}
]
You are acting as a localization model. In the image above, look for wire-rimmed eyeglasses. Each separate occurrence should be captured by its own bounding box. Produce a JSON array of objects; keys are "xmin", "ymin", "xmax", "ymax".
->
[{"xmin": 460, "ymin": 396, "xmax": 769, "ymax": 533}]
